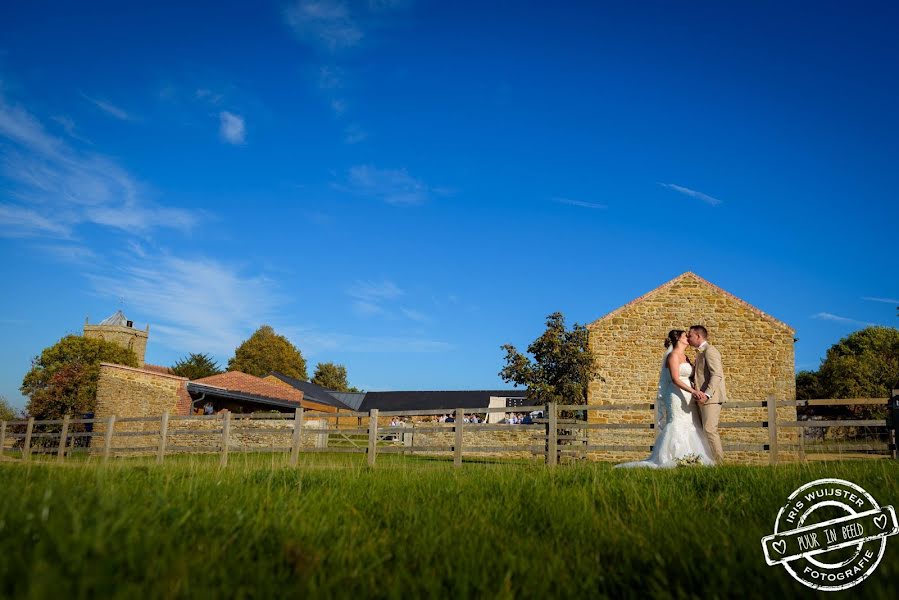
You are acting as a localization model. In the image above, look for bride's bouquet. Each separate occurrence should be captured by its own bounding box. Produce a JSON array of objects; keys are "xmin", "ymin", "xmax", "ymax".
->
[{"xmin": 675, "ymin": 453, "xmax": 703, "ymax": 467}]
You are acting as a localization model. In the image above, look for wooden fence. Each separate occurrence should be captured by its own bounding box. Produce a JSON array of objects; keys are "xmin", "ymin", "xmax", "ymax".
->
[{"xmin": 0, "ymin": 397, "xmax": 894, "ymax": 466}]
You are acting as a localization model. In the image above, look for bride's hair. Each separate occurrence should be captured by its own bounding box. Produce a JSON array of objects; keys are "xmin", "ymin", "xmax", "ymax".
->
[{"xmin": 664, "ymin": 329, "xmax": 685, "ymax": 349}]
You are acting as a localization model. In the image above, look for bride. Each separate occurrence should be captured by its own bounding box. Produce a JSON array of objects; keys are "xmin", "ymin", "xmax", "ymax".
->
[{"xmin": 614, "ymin": 329, "xmax": 714, "ymax": 469}]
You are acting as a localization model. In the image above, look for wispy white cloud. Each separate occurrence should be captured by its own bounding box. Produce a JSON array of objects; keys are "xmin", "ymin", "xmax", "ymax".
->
[
  {"xmin": 345, "ymin": 279, "xmax": 435, "ymax": 324},
  {"xmin": 400, "ymin": 307, "xmax": 431, "ymax": 323},
  {"xmin": 811, "ymin": 312, "xmax": 879, "ymax": 327},
  {"xmin": 195, "ymin": 88, "xmax": 224, "ymax": 104},
  {"xmin": 0, "ymin": 204, "xmax": 71, "ymax": 237},
  {"xmin": 89, "ymin": 252, "xmax": 286, "ymax": 357},
  {"xmin": 284, "ymin": 1, "xmax": 363, "ymax": 50},
  {"xmin": 34, "ymin": 244, "xmax": 97, "ymax": 265},
  {"xmin": 330, "ymin": 98, "xmax": 347, "ymax": 115},
  {"xmin": 368, "ymin": 0, "xmax": 409, "ymax": 10},
  {"xmin": 219, "ymin": 111, "xmax": 246, "ymax": 145},
  {"xmin": 80, "ymin": 93, "xmax": 134, "ymax": 121},
  {"xmin": 862, "ymin": 296, "xmax": 899, "ymax": 305},
  {"xmin": 0, "ymin": 94, "xmax": 199, "ymax": 238},
  {"xmin": 288, "ymin": 329, "xmax": 453, "ymax": 354},
  {"xmin": 552, "ymin": 197, "xmax": 607, "ymax": 210},
  {"xmin": 318, "ymin": 66, "xmax": 344, "ymax": 90},
  {"xmin": 659, "ymin": 182, "xmax": 722, "ymax": 206},
  {"xmin": 340, "ymin": 165, "xmax": 442, "ymax": 205},
  {"xmin": 50, "ymin": 115, "xmax": 91, "ymax": 144},
  {"xmin": 343, "ymin": 123, "xmax": 367, "ymax": 144},
  {"xmin": 348, "ymin": 279, "xmax": 404, "ymax": 302}
]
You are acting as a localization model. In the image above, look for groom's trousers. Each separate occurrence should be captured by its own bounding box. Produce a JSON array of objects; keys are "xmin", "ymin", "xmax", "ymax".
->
[{"xmin": 700, "ymin": 403, "xmax": 724, "ymax": 463}]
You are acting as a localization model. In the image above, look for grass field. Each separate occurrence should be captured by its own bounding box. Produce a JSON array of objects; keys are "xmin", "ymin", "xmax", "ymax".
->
[{"xmin": 1, "ymin": 454, "xmax": 897, "ymax": 598}]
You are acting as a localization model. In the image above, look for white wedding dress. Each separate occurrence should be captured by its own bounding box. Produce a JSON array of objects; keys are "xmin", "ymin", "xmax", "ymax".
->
[{"xmin": 614, "ymin": 353, "xmax": 714, "ymax": 469}]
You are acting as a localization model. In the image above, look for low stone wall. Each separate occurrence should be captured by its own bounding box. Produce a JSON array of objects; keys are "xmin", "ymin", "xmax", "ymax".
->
[
  {"xmin": 92, "ymin": 416, "xmax": 329, "ymax": 455},
  {"xmin": 402, "ymin": 424, "xmax": 545, "ymax": 460}
]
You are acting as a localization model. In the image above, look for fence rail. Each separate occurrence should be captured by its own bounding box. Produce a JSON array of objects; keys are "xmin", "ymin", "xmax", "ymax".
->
[{"xmin": 1, "ymin": 396, "xmax": 894, "ymax": 467}]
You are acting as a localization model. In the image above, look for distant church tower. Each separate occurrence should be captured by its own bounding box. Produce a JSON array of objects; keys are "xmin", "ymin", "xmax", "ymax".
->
[{"xmin": 83, "ymin": 310, "xmax": 149, "ymax": 367}]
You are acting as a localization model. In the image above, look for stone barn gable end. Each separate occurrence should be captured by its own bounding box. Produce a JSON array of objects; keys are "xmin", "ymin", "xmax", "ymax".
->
[{"xmin": 585, "ymin": 272, "xmax": 797, "ymax": 464}]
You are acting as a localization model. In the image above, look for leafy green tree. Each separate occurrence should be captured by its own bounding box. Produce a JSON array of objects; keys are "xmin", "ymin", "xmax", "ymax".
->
[
  {"xmin": 499, "ymin": 312, "xmax": 598, "ymax": 405},
  {"xmin": 817, "ymin": 326, "xmax": 899, "ymax": 399},
  {"xmin": 21, "ymin": 335, "xmax": 138, "ymax": 419},
  {"xmin": 796, "ymin": 370, "xmax": 824, "ymax": 401},
  {"xmin": 798, "ymin": 326, "xmax": 899, "ymax": 419},
  {"xmin": 227, "ymin": 325, "xmax": 308, "ymax": 380},
  {"xmin": 0, "ymin": 395, "xmax": 18, "ymax": 421},
  {"xmin": 171, "ymin": 353, "xmax": 223, "ymax": 380},
  {"xmin": 311, "ymin": 362, "xmax": 360, "ymax": 392}
]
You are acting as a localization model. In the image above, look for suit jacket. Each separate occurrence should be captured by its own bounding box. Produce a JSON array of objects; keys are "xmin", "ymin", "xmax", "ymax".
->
[{"xmin": 694, "ymin": 344, "xmax": 728, "ymax": 404}]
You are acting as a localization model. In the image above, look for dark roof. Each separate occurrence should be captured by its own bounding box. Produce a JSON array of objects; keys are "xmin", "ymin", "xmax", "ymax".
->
[
  {"xmin": 328, "ymin": 391, "xmax": 366, "ymax": 411},
  {"xmin": 186, "ymin": 382, "xmax": 302, "ymax": 411},
  {"xmin": 265, "ymin": 372, "xmax": 353, "ymax": 410},
  {"xmin": 359, "ymin": 390, "xmax": 525, "ymax": 412}
]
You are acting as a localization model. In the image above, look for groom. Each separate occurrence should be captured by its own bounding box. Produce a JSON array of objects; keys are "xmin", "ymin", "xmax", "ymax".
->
[{"xmin": 687, "ymin": 325, "xmax": 727, "ymax": 464}]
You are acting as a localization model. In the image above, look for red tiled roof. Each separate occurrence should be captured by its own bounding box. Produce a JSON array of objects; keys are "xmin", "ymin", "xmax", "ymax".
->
[
  {"xmin": 589, "ymin": 271, "xmax": 795, "ymax": 333},
  {"xmin": 192, "ymin": 371, "xmax": 304, "ymax": 403}
]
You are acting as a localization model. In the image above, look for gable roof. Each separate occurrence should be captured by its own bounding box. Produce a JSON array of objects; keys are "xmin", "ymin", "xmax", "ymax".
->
[
  {"xmin": 589, "ymin": 271, "xmax": 795, "ymax": 333},
  {"xmin": 264, "ymin": 372, "xmax": 353, "ymax": 410},
  {"xmin": 192, "ymin": 371, "xmax": 304, "ymax": 403},
  {"xmin": 359, "ymin": 390, "xmax": 526, "ymax": 412}
]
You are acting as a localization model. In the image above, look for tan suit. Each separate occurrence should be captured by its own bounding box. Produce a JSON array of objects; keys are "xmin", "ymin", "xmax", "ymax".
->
[{"xmin": 694, "ymin": 343, "xmax": 727, "ymax": 463}]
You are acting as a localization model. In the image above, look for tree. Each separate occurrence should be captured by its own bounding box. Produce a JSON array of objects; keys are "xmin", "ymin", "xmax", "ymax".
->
[
  {"xmin": 499, "ymin": 312, "xmax": 598, "ymax": 405},
  {"xmin": 21, "ymin": 335, "xmax": 138, "ymax": 419},
  {"xmin": 817, "ymin": 326, "xmax": 899, "ymax": 399},
  {"xmin": 227, "ymin": 325, "xmax": 308, "ymax": 380},
  {"xmin": 171, "ymin": 353, "xmax": 223, "ymax": 380},
  {"xmin": 795, "ymin": 370, "xmax": 824, "ymax": 401},
  {"xmin": 0, "ymin": 395, "xmax": 17, "ymax": 421},
  {"xmin": 798, "ymin": 326, "xmax": 899, "ymax": 419},
  {"xmin": 311, "ymin": 362, "xmax": 360, "ymax": 392}
]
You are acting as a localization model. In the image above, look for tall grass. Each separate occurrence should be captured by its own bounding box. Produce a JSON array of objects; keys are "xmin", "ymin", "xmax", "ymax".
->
[{"xmin": 1, "ymin": 455, "xmax": 897, "ymax": 598}]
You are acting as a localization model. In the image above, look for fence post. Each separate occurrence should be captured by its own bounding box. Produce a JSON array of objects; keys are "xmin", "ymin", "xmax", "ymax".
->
[
  {"xmin": 103, "ymin": 415, "xmax": 116, "ymax": 463},
  {"xmin": 0, "ymin": 421, "xmax": 6, "ymax": 457},
  {"xmin": 453, "ymin": 408, "xmax": 464, "ymax": 467},
  {"xmin": 891, "ymin": 390, "xmax": 899, "ymax": 460},
  {"xmin": 547, "ymin": 402, "xmax": 558, "ymax": 467},
  {"xmin": 220, "ymin": 410, "xmax": 231, "ymax": 467},
  {"xmin": 290, "ymin": 408, "xmax": 304, "ymax": 466},
  {"xmin": 799, "ymin": 413, "xmax": 807, "ymax": 464},
  {"xmin": 367, "ymin": 409, "xmax": 379, "ymax": 467},
  {"xmin": 767, "ymin": 396, "xmax": 778, "ymax": 466},
  {"xmin": 23, "ymin": 417, "xmax": 34, "ymax": 462},
  {"xmin": 157, "ymin": 411, "xmax": 169, "ymax": 465},
  {"xmin": 57, "ymin": 414, "xmax": 71, "ymax": 462}
]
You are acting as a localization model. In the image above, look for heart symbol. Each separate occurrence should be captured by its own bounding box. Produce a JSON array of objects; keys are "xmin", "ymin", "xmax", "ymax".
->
[
  {"xmin": 874, "ymin": 514, "xmax": 888, "ymax": 530},
  {"xmin": 773, "ymin": 540, "xmax": 787, "ymax": 555}
]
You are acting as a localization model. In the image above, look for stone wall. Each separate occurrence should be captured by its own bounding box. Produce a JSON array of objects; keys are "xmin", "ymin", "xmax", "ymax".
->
[
  {"xmin": 586, "ymin": 272, "xmax": 797, "ymax": 464},
  {"xmin": 399, "ymin": 423, "xmax": 545, "ymax": 460},
  {"xmin": 84, "ymin": 324, "xmax": 149, "ymax": 366},
  {"xmin": 165, "ymin": 417, "xmax": 329, "ymax": 453},
  {"xmin": 93, "ymin": 363, "xmax": 189, "ymax": 451},
  {"xmin": 95, "ymin": 363, "xmax": 187, "ymax": 420}
]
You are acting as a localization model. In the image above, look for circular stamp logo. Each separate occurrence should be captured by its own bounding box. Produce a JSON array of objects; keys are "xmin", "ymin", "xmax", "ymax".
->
[{"xmin": 761, "ymin": 478, "xmax": 898, "ymax": 591}]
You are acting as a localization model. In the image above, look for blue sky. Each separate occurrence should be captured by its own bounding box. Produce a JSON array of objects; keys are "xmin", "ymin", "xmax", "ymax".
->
[{"xmin": 1, "ymin": 1, "xmax": 898, "ymax": 409}]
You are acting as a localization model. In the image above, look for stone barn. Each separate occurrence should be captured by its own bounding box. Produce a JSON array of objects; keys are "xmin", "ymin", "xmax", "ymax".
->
[{"xmin": 586, "ymin": 272, "xmax": 797, "ymax": 464}]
